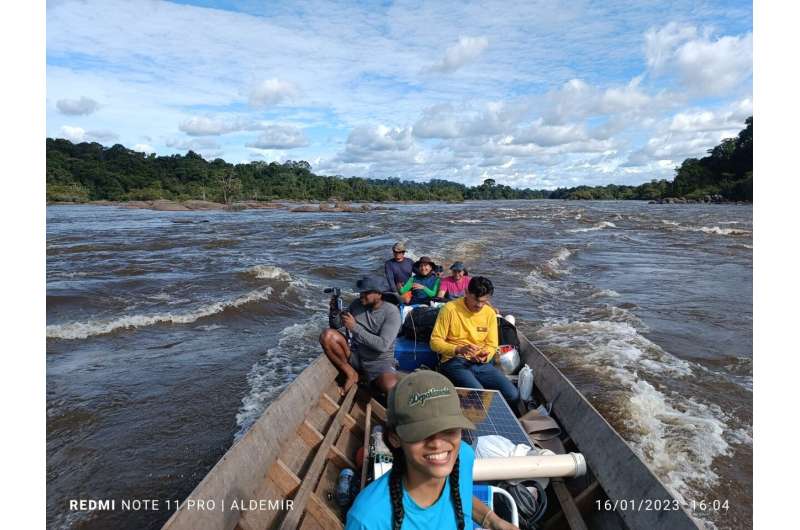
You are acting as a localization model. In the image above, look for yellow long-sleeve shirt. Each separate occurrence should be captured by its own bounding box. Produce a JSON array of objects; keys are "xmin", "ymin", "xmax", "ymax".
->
[{"xmin": 429, "ymin": 298, "xmax": 498, "ymax": 364}]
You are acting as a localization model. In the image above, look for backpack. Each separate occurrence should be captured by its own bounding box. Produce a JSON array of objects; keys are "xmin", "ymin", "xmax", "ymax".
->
[
  {"xmin": 401, "ymin": 306, "xmax": 441, "ymax": 342},
  {"xmin": 498, "ymin": 316, "xmax": 520, "ymax": 349}
]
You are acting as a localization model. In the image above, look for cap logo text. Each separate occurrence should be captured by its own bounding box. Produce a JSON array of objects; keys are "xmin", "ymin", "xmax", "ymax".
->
[{"xmin": 408, "ymin": 386, "xmax": 450, "ymax": 407}]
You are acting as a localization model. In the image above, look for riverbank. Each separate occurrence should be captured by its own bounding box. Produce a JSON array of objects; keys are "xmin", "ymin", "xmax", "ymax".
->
[{"xmin": 45, "ymin": 199, "xmax": 400, "ymax": 213}]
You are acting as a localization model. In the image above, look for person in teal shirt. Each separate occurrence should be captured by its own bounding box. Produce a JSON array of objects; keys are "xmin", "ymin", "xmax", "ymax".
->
[{"xmin": 345, "ymin": 371, "xmax": 518, "ymax": 530}]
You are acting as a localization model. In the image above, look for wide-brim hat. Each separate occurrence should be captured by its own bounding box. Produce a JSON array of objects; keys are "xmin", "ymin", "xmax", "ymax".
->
[
  {"xmin": 388, "ymin": 371, "xmax": 475, "ymax": 443},
  {"xmin": 414, "ymin": 256, "xmax": 437, "ymax": 269}
]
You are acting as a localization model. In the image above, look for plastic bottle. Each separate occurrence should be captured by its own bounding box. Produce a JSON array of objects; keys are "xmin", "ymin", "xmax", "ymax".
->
[
  {"xmin": 335, "ymin": 468, "xmax": 357, "ymax": 508},
  {"xmin": 371, "ymin": 425, "xmax": 390, "ymax": 456}
]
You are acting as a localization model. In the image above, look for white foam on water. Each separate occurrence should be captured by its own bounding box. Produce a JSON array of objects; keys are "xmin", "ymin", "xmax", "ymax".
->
[
  {"xmin": 247, "ymin": 264, "xmax": 292, "ymax": 281},
  {"xmin": 448, "ymin": 219, "xmax": 482, "ymax": 224},
  {"xmin": 520, "ymin": 270, "xmax": 561, "ymax": 296},
  {"xmin": 661, "ymin": 220, "xmax": 680, "ymax": 226},
  {"xmin": 46, "ymin": 287, "xmax": 274, "ymax": 340},
  {"xmin": 567, "ymin": 221, "xmax": 617, "ymax": 233},
  {"xmin": 534, "ymin": 319, "xmax": 737, "ymax": 507},
  {"xmin": 579, "ymin": 305, "xmax": 647, "ymax": 330},
  {"xmin": 195, "ymin": 324, "xmax": 225, "ymax": 331},
  {"xmin": 541, "ymin": 247, "xmax": 574, "ymax": 276},
  {"xmin": 683, "ymin": 226, "xmax": 752, "ymax": 236},
  {"xmin": 234, "ymin": 313, "xmax": 327, "ymax": 439},
  {"xmin": 589, "ymin": 288, "xmax": 621, "ymax": 299}
]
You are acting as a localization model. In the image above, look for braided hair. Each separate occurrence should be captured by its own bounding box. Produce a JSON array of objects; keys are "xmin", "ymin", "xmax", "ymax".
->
[{"xmin": 384, "ymin": 429, "xmax": 465, "ymax": 530}]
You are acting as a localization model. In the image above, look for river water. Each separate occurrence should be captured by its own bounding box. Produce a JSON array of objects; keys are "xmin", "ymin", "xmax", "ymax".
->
[{"xmin": 46, "ymin": 200, "xmax": 752, "ymax": 529}]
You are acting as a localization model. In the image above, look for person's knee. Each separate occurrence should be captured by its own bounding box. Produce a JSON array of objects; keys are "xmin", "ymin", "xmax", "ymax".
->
[
  {"xmin": 376, "ymin": 373, "xmax": 398, "ymax": 393},
  {"xmin": 319, "ymin": 328, "xmax": 335, "ymax": 345}
]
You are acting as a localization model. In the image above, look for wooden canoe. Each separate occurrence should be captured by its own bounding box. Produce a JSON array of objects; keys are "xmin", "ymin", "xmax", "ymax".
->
[{"xmin": 161, "ymin": 331, "xmax": 700, "ymax": 530}]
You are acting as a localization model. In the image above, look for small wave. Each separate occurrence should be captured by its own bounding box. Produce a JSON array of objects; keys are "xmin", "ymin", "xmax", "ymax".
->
[
  {"xmin": 684, "ymin": 226, "xmax": 751, "ymax": 236},
  {"xmin": 246, "ymin": 265, "xmax": 292, "ymax": 281},
  {"xmin": 235, "ymin": 314, "xmax": 327, "ymax": 438},
  {"xmin": 520, "ymin": 270, "xmax": 561, "ymax": 296},
  {"xmin": 533, "ymin": 319, "xmax": 739, "ymax": 506},
  {"xmin": 589, "ymin": 289, "xmax": 620, "ymax": 299},
  {"xmin": 535, "ymin": 247, "xmax": 574, "ymax": 279},
  {"xmin": 579, "ymin": 305, "xmax": 647, "ymax": 330},
  {"xmin": 46, "ymin": 287, "xmax": 274, "ymax": 340},
  {"xmin": 448, "ymin": 219, "xmax": 482, "ymax": 224},
  {"xmin": 567, "ymin": 221, "xmax": 616, "ymax": 233},
  {"xmin": 661, "ymin": 220, "xmax": 680, "ymax": 226}
]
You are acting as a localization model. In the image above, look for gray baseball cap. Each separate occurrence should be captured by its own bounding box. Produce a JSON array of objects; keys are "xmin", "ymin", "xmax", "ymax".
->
[
  {"xmin": 355, "ymin": 275, "xmax": 387, "ymax": 293},
  {"xmin": 388, "ymin": 371, "xmax": 475, "ymax": 443}
]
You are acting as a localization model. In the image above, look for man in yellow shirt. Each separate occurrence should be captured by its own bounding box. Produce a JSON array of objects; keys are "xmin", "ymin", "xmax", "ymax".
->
[{"xmin": 430, "ymin": 277, "xmax": 520, "ymax": 408}]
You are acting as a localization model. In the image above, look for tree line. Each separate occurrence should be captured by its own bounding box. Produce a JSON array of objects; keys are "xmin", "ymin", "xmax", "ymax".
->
[{"xmin": 46, "ymin": 117, "xmax": 752, "ymax": 203}]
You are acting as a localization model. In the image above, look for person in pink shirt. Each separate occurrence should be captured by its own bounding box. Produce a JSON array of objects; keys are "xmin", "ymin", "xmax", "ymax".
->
[{"xmin": 437, "ymin": 261, "xmax": 471, "ymax": 299}]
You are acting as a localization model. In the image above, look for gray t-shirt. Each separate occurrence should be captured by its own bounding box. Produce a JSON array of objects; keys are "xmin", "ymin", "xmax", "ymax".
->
[{"xmin": 332, "ymin": 299, "xmax": 401, "ymax": 361}]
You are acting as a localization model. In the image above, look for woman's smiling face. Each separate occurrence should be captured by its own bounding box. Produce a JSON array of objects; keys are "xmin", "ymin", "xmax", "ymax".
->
[{"xmin": 397, "ymin": 428, "xmax": 462, "ymax": 480}]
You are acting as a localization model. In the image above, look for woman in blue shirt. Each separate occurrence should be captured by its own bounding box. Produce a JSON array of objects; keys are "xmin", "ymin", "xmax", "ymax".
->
[{"xmin": 346, "ymin": 371, "xmax": 517, "ymax": 530}]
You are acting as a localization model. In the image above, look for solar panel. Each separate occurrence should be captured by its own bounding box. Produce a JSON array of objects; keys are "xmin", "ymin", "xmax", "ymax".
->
[{"xmin": 457, "ymin": 388, "xmax": 531, "ymax": 447}]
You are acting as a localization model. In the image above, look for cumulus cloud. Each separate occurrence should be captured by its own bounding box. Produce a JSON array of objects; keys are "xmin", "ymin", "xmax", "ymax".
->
[
  {"xmin": 644, "ymin": 23, "xmax": 752, "ymax": 95},
  {"xmin": 624, "ymin": 102, "xmax": 750, "ymax": 167},
  {"xmin": 165, "ymin": 137, "xmax": 221, "ymax": 151},
  {"xmin": 246, "ymin": 125, "xmax": 309, "ymax": 149},
  {"xmin": 248, "ymin": 78, "xmax": 298, "ymax": 107},
  {"xmin": 56, "ymin": 96, "xmax": 100, "ymax": 115},
  {"xmin": 132, "ymin": 143, "xmax": 155, "ymax": 154},
  {"xmin": 413, "ymin": 101, "xmax": 525, "ymax": 140},
  {"xmin": 58, "ymin": 126, "xmax": 118, "ymax": 143},
  {"xmin": 541, "ymin": 77, "xmax": 658, "ymax": 125},
  {"xmin": 338, "ymin": 125, "xmax": 417, "ymax": 164},
  {"xmin": 179, "ymin": 116, "xmax": 252, "ymax": 136},
  {"xmin": 512, "ymin": 120, "xmax": 588, "ymax": 147},
  {"xmin": 423, "ymin": 36, "xmax": 489, "ymax": 74}
]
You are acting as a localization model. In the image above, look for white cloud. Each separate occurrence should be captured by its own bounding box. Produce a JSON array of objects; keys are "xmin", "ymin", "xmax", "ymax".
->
[
  {"xmin": 56, "ymin": 96, "xmax": 100, "ymax": 115},
  {"xmin": 248, "ymin": 79, "xmax": 298, "ymax": 107},
  {"xmin": 644, "ymin": 22, "xmax": 698, "ymax": 72},
  {"xmin": 423, "ymin": 36, "xmax": 489, "ymax": 74},
  {"xmin": 644, "ymin": 23, "xmax": 752, "ymax": 95},
  {"xmin": 57, "ymin": 125, "xmax": 118, "ymax": 143},
  {"xmin": 132, "ymin": 143, "xmax": 155, "ymax": 154},
  {"xmin": 165, "ymin": 137, "xmax": 221, "ymax": 151},
  {"xmin": 59, "ymin": 125, "xmax": 86, "ymax": 142},
  {"xmin": 512, "ymin": 120, "xmax": 588, "ymax": 147},
  {"xmin": 179, "ymin": 116, "xmax": 251, "ymax": 136},
  {"xmin": 246, "ymin": 125, "xmax": 309, "ymax": 149}
]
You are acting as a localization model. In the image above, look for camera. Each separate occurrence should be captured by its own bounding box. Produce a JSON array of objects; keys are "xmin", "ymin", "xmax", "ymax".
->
[{"xmin": 324, "ymin": 287, "xmax": 342, "ymax": 296}]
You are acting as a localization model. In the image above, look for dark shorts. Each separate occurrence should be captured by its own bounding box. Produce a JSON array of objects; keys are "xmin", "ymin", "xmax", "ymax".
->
[{"xmin": 349, "ymin": 348, "xmax": 396, "ymax": 383}]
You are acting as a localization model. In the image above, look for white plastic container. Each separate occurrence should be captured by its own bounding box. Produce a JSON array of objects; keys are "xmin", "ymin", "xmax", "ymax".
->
[
  {"xmin": 517, "ymin": 364, "xmax": 533, "ymax": 402},
  {"xmin": 497, "ymin": 345, "xmax": 520, "ymax": 374}
]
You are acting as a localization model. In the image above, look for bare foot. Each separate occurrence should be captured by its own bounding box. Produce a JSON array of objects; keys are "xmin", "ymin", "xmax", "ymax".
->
[{"xmin": 341, "ymin": 372, "xmax": 358, "ymax": 396}]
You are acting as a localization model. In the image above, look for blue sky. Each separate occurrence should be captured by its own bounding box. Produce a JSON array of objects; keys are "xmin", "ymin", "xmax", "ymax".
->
[{"xmin": 46, "ymin": 0, "xmax": 752, "ymax": 188}]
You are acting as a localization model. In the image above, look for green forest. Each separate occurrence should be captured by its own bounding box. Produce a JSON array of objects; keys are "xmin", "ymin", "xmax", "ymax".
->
[{"xmin": 46, "ymin": 117, "xmax": 752, "ymax": 203}]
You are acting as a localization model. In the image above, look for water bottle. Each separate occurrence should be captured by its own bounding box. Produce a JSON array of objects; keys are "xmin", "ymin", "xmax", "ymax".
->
[
  {"xmin": 370, "ymin": 425, "xmax": 390, "ymax": 456},
  {"xmin": 335, "ymin": 468, "xmax": 357, "ymax": 508}
]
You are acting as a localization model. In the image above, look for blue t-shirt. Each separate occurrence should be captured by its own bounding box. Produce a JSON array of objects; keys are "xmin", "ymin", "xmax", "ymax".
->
[{"xmin": 345, "ymin": 443, "xmax": 475, "ymax": 530}]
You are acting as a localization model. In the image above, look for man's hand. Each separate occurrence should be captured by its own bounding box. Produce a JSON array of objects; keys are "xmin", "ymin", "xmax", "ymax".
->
[
  {"xmin": 455, "ymin": 344, "xmax": 482, "ymax": 359},
  {"xmin": 396, "ymin": 282, "xmax": 404, "ymax": 291},
  {"xmin": 341, "ymin": 312, "xmax": 356, "ymax": 331},
  {"xmin": 329, "ymin": 296, "xmax": 339, "ymax": 310}
]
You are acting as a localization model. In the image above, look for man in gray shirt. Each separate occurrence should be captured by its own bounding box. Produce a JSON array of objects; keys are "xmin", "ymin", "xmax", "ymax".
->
[{"xmin": 320, "ymin": 276, "xmax": 402, "ymax": 395}]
